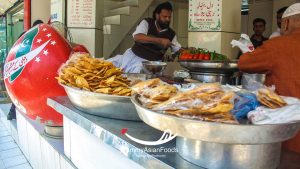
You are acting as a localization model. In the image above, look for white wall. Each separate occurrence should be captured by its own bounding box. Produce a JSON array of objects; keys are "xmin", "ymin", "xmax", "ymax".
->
[
  {"xmin": 31, "ymin": 0, "xmax": 51, "ymax": 25},
  {"xmin": 172, "ymin": 1, "xmax": 188, "ymax": 48},
  {"xmin": 15, "ymin": 110, "xmax": 77, "ymax": 169},
  {"xmin": 67, "ymin": 0, "xmax": 104, "ymax": 57}
]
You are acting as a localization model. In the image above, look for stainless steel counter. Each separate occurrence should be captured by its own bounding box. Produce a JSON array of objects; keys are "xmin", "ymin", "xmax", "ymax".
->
[{"xmin": 47, "ymin": 96, "xmax": 202, "ymax": 169}]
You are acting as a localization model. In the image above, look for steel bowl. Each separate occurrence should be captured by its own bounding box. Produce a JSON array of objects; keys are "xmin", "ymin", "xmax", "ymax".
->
[
  {"xmin": 44, "ymin": 125, "xmax": 64, "ymax": 138},
  {"xmin": 131, "ymin": 94, "xmax": 300, "ymax": 144},
  {"xmin": 61, "ymin": 84, "xmax": 141, "ymax": 121},
  {"xmin": 122, "ymin": 73, "xmax": 149, "ymax": 80},
  {"xmin": 142, "ymin": 61, "xmax": 167, "ymax": 75},
  {"xmin": 190, "ymin": 72, "xmax": 233, "ymax": 84},
  {"xmin": 179, "ymin": 60, "xmax": 238, "ymax": 74}
]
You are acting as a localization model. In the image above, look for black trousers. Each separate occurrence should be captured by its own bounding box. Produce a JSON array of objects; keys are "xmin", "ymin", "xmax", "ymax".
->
[{"xmin": 7, "ymin": 104, "xmax": 16, "ymax": 120}]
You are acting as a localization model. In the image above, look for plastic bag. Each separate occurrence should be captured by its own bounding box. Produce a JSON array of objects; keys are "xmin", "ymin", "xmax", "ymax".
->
[
  {"xmin": 138, "ymin": 95, "xmax": 162, "ymax": 109},
  {"xmin": 231, "ymin": 91, "xmax": 259, "ymax": 120},
  {"xmin": 131, "ymin": 78, "xmax": 163, "ymax": 95},
  {"xmin": 142, "ymin": 84, "xmax": 178, "ymax": 101},
  {"xmin": 231, "ymin": 34, "xmax": 255, "ymax": 53},
  {"xmin": 152, "ymin": 85, "xmax": 235, "ymax": 113},
  {"xmin": 248, "ymin": 98, "xmax": 300, "ymax": 124},
  {"xmin": 152, "ymin": 94, "xmax": 204, "ymax": 111},
  {"xmin": 241, "ymin": 73, "xmax": 266, "ymax": 91}
]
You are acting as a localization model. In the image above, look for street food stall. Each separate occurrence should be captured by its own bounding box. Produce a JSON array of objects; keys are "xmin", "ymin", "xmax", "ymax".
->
[
  {"xmin": 50, "ymin": 52, "xmax": 300, "ymax": 169},
  {"xmin": 3, "ymin": 0, "xmax": 300, "ymax": 167},
  {"xmin": 3, "ymin": 21, "xmax": 300, "ymax": 169}
]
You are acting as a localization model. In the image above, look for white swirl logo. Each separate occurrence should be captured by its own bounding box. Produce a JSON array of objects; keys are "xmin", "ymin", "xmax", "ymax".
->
[{"xmin": 121, "ymin": 128, "xmax": 177, "ymax": 146}]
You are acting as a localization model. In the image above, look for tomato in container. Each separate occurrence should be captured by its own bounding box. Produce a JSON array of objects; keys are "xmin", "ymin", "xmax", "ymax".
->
[
  {"xmin": 179, "ymin": 48, "xmax": 228, "ymax": 61},
  {"xmin": 203, "ymin": 52, "xmax": 211, "ymax": 60},
  {"xmin": 198, "ymin": 52, "xmax": 204, "ymax": 60}
]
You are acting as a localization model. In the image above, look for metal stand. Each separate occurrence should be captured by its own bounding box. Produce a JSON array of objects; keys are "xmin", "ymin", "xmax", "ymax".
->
[
  {"xmin": 190, "ymin": 72, "xmax": 239, "ymax": 85},
  {"xmin": 44, "ymin": 125, "xmax": 64, "ymax": 139},
  {"xmin": 176, "ymin": 137, "xmax": 281, "ymax": 169}
]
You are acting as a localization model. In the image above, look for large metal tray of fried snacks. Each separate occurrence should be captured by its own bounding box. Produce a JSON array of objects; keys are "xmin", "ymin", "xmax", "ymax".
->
[
  {"xmin": 62, "ymin": 84, "xmax": 141, "ymax": 121},
  {"xmin": 131, "ymin": 94, "xmax": 300, "ymax": 144}
]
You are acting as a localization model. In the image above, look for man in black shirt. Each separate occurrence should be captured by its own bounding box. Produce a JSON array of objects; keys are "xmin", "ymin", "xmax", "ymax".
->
[{"xmin": 251, "ymin": 18, "xmax": 268, "ymax": 48}]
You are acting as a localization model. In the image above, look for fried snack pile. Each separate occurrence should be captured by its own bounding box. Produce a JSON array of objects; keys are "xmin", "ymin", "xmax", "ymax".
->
[
  {"xmin": 56, "ymin": 53, "xmax": 131, "ymax": 96},
  {"xmin": 257, "ymin": 88, "xmax": 287, "ymax": 109},
  {"xmin": 132, "ymin": 78, "xmax": 178, "ymax": 108},
  {"xmin": 132, "ymin": 79, "xmax": 237, "ymax": 124}
]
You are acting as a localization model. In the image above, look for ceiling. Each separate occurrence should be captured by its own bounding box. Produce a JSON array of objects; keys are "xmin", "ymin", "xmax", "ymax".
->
[{"xmin": 0, "ymin": 0, "xmax": 18, "ymax": 15}]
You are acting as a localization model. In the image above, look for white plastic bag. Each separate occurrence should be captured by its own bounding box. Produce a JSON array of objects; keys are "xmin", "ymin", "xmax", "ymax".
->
[
  {"xmin": 248, "ymin": 97, "xmax": 300, "ymax": 124},
  {"xmin": 231, "ymin": 34, "xmax": 255, "ymax": 53},
  {"xmin": 241, "ymin": 73, "xmax": 266, "ymax": 91}
]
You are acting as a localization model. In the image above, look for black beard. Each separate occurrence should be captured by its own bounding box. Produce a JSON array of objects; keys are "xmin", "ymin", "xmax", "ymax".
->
[{"xmin": 157, "ymin": 20, "xmax": 169, "ymax": 29}]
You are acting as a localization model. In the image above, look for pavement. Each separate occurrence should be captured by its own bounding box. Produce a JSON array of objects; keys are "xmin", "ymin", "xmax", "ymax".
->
[{"xmin": 0, "ymin": 103, "xmax": 32, "ymax": 169}]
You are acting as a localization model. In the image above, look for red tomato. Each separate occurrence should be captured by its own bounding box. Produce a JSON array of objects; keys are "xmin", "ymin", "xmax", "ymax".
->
[
  {"xmin": 199, "ymin": 53, "xmax": 205, "ymax": 60},
  {"xmin": 180, "ymin": 53, "xmax": 188, "ymax": 60},
  {"xmin": 193, "ymin": 54, "xmax": 198, "ymax": 60},
  {"xmin": 204, "ymin": 53, "xmax": 210, "ymax": 60}
]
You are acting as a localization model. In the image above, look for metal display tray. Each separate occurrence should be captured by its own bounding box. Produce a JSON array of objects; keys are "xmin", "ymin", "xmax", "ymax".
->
[
  {"xmin": 131, "ymin": 94, "xmax": 300, "ymax": 144},
  {"xmin": 179, "ymin": 60, "xmax": 239, "ymax": 74},
  {"xmin": 62, "ymin": 84, "xmax": 141, "ymax": 121}
]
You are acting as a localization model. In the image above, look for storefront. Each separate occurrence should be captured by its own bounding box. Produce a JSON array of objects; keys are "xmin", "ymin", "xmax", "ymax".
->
[
  {"xmin": 5, "ymin": 3, "xmax": 24, "ymax": 53},
  {"xmin": 0, "ymin": 1, "xmax": 24, "ymax": 64},
  {"xmin": 0, "ymin": 16, "xmax": 6, "ymax": 63}
]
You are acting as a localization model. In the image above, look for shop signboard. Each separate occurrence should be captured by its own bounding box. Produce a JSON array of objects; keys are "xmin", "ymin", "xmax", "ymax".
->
[
  {"xmin": 188, "ymin": 0, "xmax": 222, "ymax": 31},
  {"xmin": 67, "ymin": 0, "xmax": 96, "ymax": 28}
]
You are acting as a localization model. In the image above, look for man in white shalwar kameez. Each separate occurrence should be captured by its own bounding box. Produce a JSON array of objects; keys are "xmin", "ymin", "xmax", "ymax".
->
[{"xmin": 108, "ymin": 2, "xmax": 182, "ymax": 73}]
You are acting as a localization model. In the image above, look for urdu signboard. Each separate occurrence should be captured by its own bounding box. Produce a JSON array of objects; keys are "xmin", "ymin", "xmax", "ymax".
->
[{"xmin": 188, "ymin": 0, "xmax": 222, "ymax": 31}]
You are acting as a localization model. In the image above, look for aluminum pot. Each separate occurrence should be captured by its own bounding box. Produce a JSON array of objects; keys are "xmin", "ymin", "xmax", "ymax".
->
[
  {"xmin": 241, "ymin": 73, "xmax": 266, "ymax": 90},
  {"xmin": 190, "ymin": 72, "xmax": 240, "ymax": 85}
]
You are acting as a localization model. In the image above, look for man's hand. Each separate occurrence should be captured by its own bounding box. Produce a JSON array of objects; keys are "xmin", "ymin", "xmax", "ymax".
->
[{"xmin": 159, "ymin": 38, "xmax": 172, "ymax": 49}]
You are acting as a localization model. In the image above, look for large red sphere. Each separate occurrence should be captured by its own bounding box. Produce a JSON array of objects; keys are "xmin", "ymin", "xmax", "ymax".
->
[{"xmin": 4, "ymin": 24, "xmax": 72, "ymax": 126}]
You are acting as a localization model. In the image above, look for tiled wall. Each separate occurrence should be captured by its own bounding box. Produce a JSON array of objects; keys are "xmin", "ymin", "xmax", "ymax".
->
[{"xmin": 15, "ymin": 110, "xmax": 76, "ymax": 169}]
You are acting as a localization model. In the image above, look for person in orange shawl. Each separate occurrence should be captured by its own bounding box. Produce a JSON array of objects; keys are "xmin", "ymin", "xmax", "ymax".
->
[{"xmin": 238, "ymin": 3, "xmax": 300, "ymax": 153}]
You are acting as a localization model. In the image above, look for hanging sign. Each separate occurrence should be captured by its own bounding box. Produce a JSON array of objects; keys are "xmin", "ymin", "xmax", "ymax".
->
[
  {"xmin": 67, "ymin": 0, "xmax": 96, "ymax": 28},
  {"xmin": 188, "ymin": 0, "xmax": 222, "ymax": 31}
]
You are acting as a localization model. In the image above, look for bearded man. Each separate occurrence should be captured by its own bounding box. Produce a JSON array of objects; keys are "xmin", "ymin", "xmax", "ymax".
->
[{"xmin": 108, "ymin": 1, "xmax": 182, "ymax": 73}]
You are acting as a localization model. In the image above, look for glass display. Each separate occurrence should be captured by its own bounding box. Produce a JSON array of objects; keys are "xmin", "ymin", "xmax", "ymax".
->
[{"xmin": 0, "ymin": 17, "xmax": 6, "ymax": 63}]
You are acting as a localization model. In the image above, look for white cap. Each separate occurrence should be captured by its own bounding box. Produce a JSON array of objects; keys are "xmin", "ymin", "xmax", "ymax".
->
[{"xmin": 282, "ymin": 3, "xmax": 300, "ymax": 18}]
